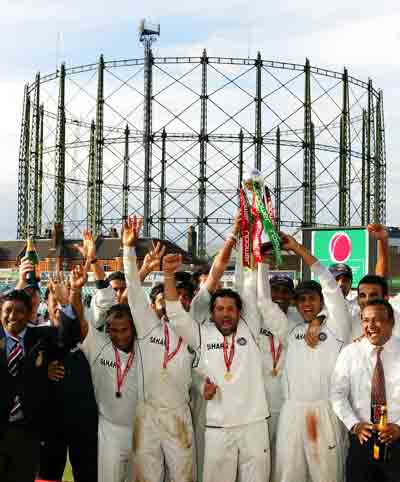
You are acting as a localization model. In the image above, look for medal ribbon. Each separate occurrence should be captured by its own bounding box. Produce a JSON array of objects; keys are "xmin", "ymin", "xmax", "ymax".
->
[
  {"xmin": 113, "ymin": 347, "xmax": 134, "ymax": 396},
  {"xmin": 251, "ymin": 192, "xmax": 263, "ymax": 265},
  {"xmin": 240, "ymin": 188, "xmax": 252, "ymax": 268},
  {"xmin": 269, "ymin": 334, "xmax": 283, "ymax": 370},
  {"xmin": 223, "ymin": 333, "xmax": 236, "ymax": 373},
  {"xmin": 163, "ymin": 323, "xmax": 183, "ymax": 369},
  {"xmin": 252, "ymin": 181, "xmax": 282, "ymax": 266}
]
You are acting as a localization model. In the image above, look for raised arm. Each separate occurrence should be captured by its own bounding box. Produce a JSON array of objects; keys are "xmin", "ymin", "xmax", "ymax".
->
[
  {"xmin": 282, "ymin": 233, "xmax": 350, "ymax": 342},
  {"xmin": 368, "ymin": 224, "xmax": 389, "ymax": 278},
  {"xmin": 203, "ymin": 212, "xmax": 241, "ymax": 293},
  {"xmin": 163, "ymin": 254, "xmax": 201, "ymax": 350},
  {"xmin": 234, "ymin": 241, "xmax": 261, "ymax": 339},
  {"xmin": 257, "ymin": 261, "xmax": 288, "ymax": 343},
  {"xmin": 122, "ymin": 216, "xmax": 160, "ymax": 338}
]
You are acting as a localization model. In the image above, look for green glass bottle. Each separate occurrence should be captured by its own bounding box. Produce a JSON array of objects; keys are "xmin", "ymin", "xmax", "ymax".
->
[{"xmin": 25, "ymin": 238, "xmax": 39, "ymax": 284}]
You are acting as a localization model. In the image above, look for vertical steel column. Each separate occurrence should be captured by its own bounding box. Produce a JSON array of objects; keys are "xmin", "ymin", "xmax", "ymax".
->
[
  {"xmin": 160, "ymin": 128, "xmax": 167, "ymax": 240},
  {"xmin": 17, "ymin": 84, "xmax": 31, "ymax": 239},
  {"xmin": 361, "ymin": 110, "xmax": 367, "ymax": 225},
  {"xmin": 238, "ymin": 129, "xmax": 244, "ymax": 190},
  {"xmin": 310, "ymin": 121, "xmax": 316, "ymax": 224},
  {"xmin": 143, "ymin": 47, "xmax": 154, "ymax": 237},
  {"xmin": 28, "ymin": 73, "xmax": 41, "ymax": 239},
  {"xmin": 366, "ymin": 79, "xmax": 373, "ymax": 225},
  {"xmin": 255, "ymin": 52, "xmax": 262, "ymax": 171},
  {"xmin": 303, "ymin": 59, "xmax": 312, "ymax": 226},
  {"xmin": 374, "ymin": 91, "xmax": 386, "ymax": 223},
  {"xmin": 339, "ymin": 68, "xmax": 351, "ymax": 225},
  {"xmin": 275, "ymin": 127, "xmax": 281, "ymax": 231},
  {"xmin": 198, "ymin": 49, "xmax": 208, "ymax": 258},
  {"xmin": 54, "ymin": 63, "xmax": 66, "ymax": 225},
  {"xmin": 122, "ymin": 124, "xmax": 130, "ymax": 223},
  {"xmin": 94, "ymin": 55, "xmax": 104, "ymax": 236},
  {"xmin": 36, "ymin": 104, "xmax": 44, "ymax": 236},
  {"xmin": 87, "ymin": 120, "xmax": 96, "ymax": 231}
]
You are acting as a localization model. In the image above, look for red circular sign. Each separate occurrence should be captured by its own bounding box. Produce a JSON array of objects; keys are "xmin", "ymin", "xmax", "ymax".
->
[{"xmin": 330, "ymin": 232, "xmax": 352, "ymax": 263}]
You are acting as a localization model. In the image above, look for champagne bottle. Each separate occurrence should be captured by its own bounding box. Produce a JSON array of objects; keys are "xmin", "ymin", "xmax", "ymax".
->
[
  {"xmin": 372, "ymin": 404, "xmax": 389, "ymax": 462},
  {"xmin": 25, "ymin": 239, "xmax": 39, "ymax": 284}
]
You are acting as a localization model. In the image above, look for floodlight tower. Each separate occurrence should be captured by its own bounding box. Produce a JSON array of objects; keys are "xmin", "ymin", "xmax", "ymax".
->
[{"xmin": 139, "ymin": 19, "xmax": 160, "ymax": 237}]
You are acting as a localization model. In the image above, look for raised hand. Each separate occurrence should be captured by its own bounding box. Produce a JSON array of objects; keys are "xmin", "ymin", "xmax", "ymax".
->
[
  {"xmin": 203, "ymin": 377, "xmax": 218, "ymax": 401},
  {"xmin": 74, "ymin": 230, "xmax": 97, "ymax": 262},
  {"xmin": 122, "ymin": 215, "xmax": 143, "ymax": 247},
  {"xmin": 162, "ymin": 253, "xmax": 183, "ymax": 275},
  {"xmin": 280, "ymin": 232, "xmax": 300, "ymax": 252},
  {"xmin": 367, "ymin": 224, "xmax": 388, "ymax": 241},
  {"xmin": 18, "ymin": 257, "xmax": 35, "ymax": 283},
  {"xmin": 49, "ymin": 272, "xmax": 70, "ymax": 305},
  {"xmin": 69, "ymin": 264, "xmax": 88, "ymax": 291},
  {"xmin": 142, "ymin": 241, "xmax": 167, "ymax": 273}
]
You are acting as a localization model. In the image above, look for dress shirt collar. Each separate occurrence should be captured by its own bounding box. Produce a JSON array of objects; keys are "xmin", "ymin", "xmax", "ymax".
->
[
  {"xmin": 362, "ymin": 335, "xmax": 396, "ymax": 357},
  {"xmin": 4, "ymin": 327, "xmax": 27, "ymax": 343}
]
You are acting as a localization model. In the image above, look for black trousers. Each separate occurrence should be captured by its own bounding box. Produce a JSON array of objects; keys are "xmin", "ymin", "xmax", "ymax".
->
[
  {"xmin": 346, "ymin": 433, "xmax": 400, "ymax": 482},
  {"xmin": 38, "ymin": 422, "xmax": 98, "ymax": 482},
  {"xmin": 0, "ymin": 424, "xmax": 40, "ymax": 482}
]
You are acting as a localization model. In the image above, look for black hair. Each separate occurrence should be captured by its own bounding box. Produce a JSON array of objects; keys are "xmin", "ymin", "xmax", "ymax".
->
[
  {"xmin": 294, "ymin": 280, "xmax": 324, "ymax": 303},
  {"xmin": 150, "ymin": 283, "xmax": 165, "ymax": 304},
  {"xmin": 3, "ymin": 289, "xmax": 32, "ymax": 312},
  {"xmin": 210, "ymin": 288, "xmax": 243, "ymax": 313},
  {"xmin": 175, "ymin": 271, "xmax": 192, "ymax": 284},
  {"xmin": 44, "ymin": 287, "xmax": 50, "ymax": 301},
  {"xmin": 105, "ymin": 304, "xmax": 137, "ymax": 337},
  {"xmin": 357, "ymin": 275, "xmax": 388, "ymax": 297},
  {"xmin": 362, "ymin": 299, "xmax": 394, "ymax": 324},
  {"xmin": 106, "ymin": 271, "xmax": 126, "ymax": 284},
  {"xmin": 176, "ymin": 280, "xmax": 195, "ymax": 300}
]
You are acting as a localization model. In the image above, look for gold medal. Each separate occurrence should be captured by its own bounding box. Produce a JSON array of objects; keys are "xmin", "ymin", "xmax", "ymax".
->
[
  {"xmin": 161, "ymin": 368, "xmax": 168, "ymax": 380},
  {"xmin": 271, "ymin": 367, "xmax": 278, "ymax": 377},
  {"xmin": 35, "ymin": 351, "xmax": 43, "ymax": 368},
  {"xmin": 224, "ymin": 371, "xmax": 233, "ymax": 381}
]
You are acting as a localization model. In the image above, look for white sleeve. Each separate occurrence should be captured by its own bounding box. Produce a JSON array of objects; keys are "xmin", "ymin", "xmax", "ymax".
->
[
  {"xmin": 234, "ymin": 249, "xmax": 260, "ymax": 340},
  {"xmin": 91, "ymin": 285, "xmax": 117, "ymax": 329},
  {"xmin": 81, "ymin": 323, "xmax": 109, "ymax": 365},
  {"xmin": 190, "ymin": 286, "xmax": 211, "ymax": 324},
  {"xmin": 330, "ymin": 346, "xmax": 360, "ymax": 431},
  {"xmin": 123, "ymin": 246, "xmax": 160, "ymax": 339},
  {"xmin": 166, "ymin": 300, "xmax": 201, "ymax": 351},
  {"xmin": 312, "ymin": 261, "xmax": 351, "ymax": 343},
  {"xmin": 257, "ymin": 263, "xmax": 289, "ymax": 343}
]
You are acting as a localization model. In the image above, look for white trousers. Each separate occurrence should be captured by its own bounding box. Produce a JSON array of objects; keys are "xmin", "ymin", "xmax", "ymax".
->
[
  {"xmin": 273, "ymin": 400, "xmax": 346, "ymax": 482},
  {"xmin": 190, "ymin": 387, "xmax": 206, "ymax": 482},
  {"xmin": 98, "ymin": 415, "xmax": 133, "ymax": 482},
  {"xmin": 132, "ymin": 402, "xmax": 194, "ymax": 482},
  {"xmin": 203, "ymin": 419, "xmax": 270, "ymax": 482}
]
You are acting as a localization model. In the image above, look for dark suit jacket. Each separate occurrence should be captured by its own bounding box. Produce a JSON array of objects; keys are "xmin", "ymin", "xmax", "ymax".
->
[{"xmin": 0, "ymin": 311, "xmax": 80, "ymax": 432}]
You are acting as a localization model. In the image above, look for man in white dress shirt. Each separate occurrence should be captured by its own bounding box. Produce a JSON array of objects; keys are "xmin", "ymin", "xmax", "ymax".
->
[{"xmin": 331, "ymin": 299, "xmax": 400, "ymax": 481}]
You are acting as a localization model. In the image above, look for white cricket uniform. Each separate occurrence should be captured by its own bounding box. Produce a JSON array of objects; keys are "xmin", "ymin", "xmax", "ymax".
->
[
  {"xmin": 166, "ymin": 264, "xmax": 271, "ymax": 482},
  {"xmin": 189, "ymin": 286, "xmax": 212, "ymax": 482},
  {"xmin": 273, "ymin": 262, "xmax": 351, "ymax": 482},
  {"xmin": 124, "ymin": 247, "xmax": 195, "ymax": 482},
  {"xmin": 81, "ymin": 319, "xmax": 141, "ymax": 482}
]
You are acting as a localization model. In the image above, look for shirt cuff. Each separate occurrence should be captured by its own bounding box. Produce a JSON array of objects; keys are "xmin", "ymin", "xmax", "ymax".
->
[{"xmin": 61, "ymin": 304, "xmax": 76, "ymax": 320}]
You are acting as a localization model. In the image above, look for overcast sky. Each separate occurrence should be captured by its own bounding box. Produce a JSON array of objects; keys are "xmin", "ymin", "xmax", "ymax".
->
[{"xmin": 1, "ymin": 0, "xmax": 400, "ymax": 239}]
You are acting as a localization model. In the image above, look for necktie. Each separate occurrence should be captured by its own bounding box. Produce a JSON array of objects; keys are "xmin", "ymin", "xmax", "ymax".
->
[
  {"xmin": 7, "ymin": 336, "xmax": 24, "ymax": 420},
  {"xmin": 371, "ymin": 346, "xmax": 386, "ymax": 423}
]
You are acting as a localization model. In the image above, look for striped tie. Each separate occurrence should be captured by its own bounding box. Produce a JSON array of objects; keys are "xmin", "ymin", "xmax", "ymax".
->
[
  {"xmin": 7, "ymin": 336, "xmax": 24, "ymax": 420},
  {"xmin": 371, "ymin": 346, "xmax": 386, "ymax": 423}
]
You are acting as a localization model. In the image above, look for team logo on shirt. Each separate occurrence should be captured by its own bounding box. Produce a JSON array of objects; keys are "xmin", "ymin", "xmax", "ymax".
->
[
  {"xmin": 150, "ymin": 336, "xmax": 165, "ymax": 346},
  {"xmin": 207, "ymin": 342, "xmax": 224, "ymax": 350},
  {"xmin": 318, "ymin": 332, "xmax": 328, "ymax": 342},
  {"xmin": 260, "ymin": 328, "xmax": 273, "ymax": 337},
  {"xmin": 100, "ymin": 358, "xmax": 117, "ymax": 368},
  {"xmin": 237, "ymin": 337, "xmax": 247, "ymax": 346}
]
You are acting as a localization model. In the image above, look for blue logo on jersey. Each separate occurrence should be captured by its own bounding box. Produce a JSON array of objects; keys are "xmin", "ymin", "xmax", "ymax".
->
[
  {"xmin": 237, "ymin": 337, "xmax": 247, "ymax": 346},
  {"xmin": 318, "ymin": 332, "xmax": 328, "ymax": 342}
]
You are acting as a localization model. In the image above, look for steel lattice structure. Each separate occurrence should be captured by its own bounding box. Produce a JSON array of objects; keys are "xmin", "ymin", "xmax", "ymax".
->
[{"xmin": 17, "ymin": 49, "xmax": 386, "ymax": 257}]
